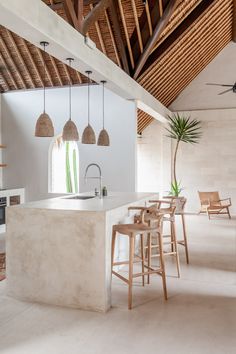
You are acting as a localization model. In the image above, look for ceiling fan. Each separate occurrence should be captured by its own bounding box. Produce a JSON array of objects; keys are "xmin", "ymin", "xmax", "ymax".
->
[{"xmin": 206, "ymin": 82, "xmax": 236, "ymax": 95}]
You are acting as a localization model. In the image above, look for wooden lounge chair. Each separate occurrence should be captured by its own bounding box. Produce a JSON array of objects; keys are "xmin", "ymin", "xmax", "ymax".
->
[{"xmin": 198, "ymin": 191, "xmax": 231, "ymax": 219}]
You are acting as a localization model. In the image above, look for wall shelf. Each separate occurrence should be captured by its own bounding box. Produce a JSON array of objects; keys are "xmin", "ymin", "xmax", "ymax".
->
[{"xmin": 0, "ymin": 145, "xmax": 6, "ymax": 149}]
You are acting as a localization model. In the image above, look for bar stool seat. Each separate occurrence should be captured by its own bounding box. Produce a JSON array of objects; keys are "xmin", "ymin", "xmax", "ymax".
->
[{"xmin": 111, "ymin": 213, "xmax": 167, "ymax": 310}]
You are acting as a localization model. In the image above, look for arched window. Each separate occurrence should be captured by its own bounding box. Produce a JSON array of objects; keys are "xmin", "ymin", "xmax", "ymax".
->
[{"xmin": 49, "ymin": 135, "xmax": 79, "ymax": 193}]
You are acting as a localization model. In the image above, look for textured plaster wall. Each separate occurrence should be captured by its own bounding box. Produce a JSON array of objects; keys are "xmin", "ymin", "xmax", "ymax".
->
[
  {"xmin": 171, "ymin": 108, "xmax": 236, "ymax": 213},
  {"xmin": 137, "ymin": 120, "xmax": 171, "ymax": 196}
]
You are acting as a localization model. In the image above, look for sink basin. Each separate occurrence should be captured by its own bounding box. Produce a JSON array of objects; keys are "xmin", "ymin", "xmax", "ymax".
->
[{"xmin": 64, "ymin": 195, "xmax": 96, "ymax": 200}]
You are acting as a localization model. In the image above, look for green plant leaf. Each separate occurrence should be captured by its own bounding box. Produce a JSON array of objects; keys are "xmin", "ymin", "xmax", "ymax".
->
[{"xmin": 166, "ymin": 113, "xmax": 202, "ymax": 144}]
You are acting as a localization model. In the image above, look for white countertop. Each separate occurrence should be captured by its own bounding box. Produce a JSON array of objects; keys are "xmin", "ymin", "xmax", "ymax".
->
[{"xmin": 12, "ymin": 192, "xmax": 157, "ymax": 212}]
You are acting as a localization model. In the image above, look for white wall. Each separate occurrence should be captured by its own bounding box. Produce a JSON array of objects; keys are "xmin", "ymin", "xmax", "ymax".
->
[
  {"xmin": 1, "ymin": 85, "xmax": 137, "ymax": 202},
  {"xmin": 169, "ymin": 108, "xmax": 236, "ymax": 213},
  {"xmin": 137, "ymin": 120, "xmax": 171, "ymax": 196}
]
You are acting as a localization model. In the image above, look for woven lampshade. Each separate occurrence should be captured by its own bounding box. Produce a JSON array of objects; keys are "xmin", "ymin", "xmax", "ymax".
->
[
  {"xmin": 82, "ymin": 124, "xmax": 96, "ymax": 144},
  {"xmin": 62, "ymin": 120, "xmax": 79, "ymax": 141},
  {"xmin": 97, "ymin": 129, "xmax": 110, "ymax": 146},
  {"xmin": 35, "ymin": 112, "xmax": 54, "ymax": 137}
]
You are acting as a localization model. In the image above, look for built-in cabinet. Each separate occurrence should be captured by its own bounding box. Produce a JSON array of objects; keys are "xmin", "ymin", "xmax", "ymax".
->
[{"xmin": 0, "ymin": 189, "xmax": 25, "ymax": 230}]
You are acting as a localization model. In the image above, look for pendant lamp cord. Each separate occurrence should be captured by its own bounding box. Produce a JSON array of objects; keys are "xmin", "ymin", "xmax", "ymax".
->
[
  {"xmin": 68, "ymin": 59, "xmax": 72, "ymax": 120},
  {"xmin": 102, "ymin": 81, "xmax": 105, "ymax": 129},
  {"xmin": 43, "ymin": 43, "xmax": 46, "ymax": 113},
  {"xmin": 88, "ymin": 72, "xmax": 90, "ymax": 125}
]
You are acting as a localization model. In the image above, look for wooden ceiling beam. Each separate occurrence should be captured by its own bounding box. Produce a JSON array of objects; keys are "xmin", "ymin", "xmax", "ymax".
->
[
  {"xmin": 164, "ymin": 34, "xmax": 231, "ymax": 106},
  {"xmin": 151, "ymin": 0, "xmax": 204, "ymax": 54},
  {"xmin": 82, "ymin": 0, "xmax": 111, "ymax": 35},
  {"xmin": 74, "ymin": 0, "xmax": 84, "ymax": 30},
  {"xmin": 133, "ymin": 0, "xmax": 180, "ymax": 80},
  {"xmin": 129, "ymin": 0, "xmax": 159, "ymax": 67},
  {"xmin": 118, "ymin": 0, "xmax": 135, "ymax": 69},
  {"xmin": 162, "ymin": 28, "xmax": 231, "ymax": 105},
  {"xmin": 145, "ymin": 1, "xmax": 153, "ymax": 36},
  {"xmin": 159, "ymin": 0, "xmax": 163, "ymax": 17},
  {"xmin": 7, "ymin": 30, "xmax": 35, "ymax": 88},
  {"xmin": 62, "ymin": 0, "xmax": 81, "ymax": 31},
  {"xmin": 0, "ymin": 35, "xmax": 26, "ymax": 89},
  {"xmin": 89, "ymin": 3, "xmax": 107, "ymax": 55},
  {"xmin": 104, "ymin": 9, "xmax": 121, "ymax": 67},
  {"xmin": 144, "ymin": 6, "xmax": 231, "ymax": 101},
  {"xmin": 109, "ymin": 1, "xmax": 130, "ymax": 74},
  {"xmin": 233, "ymin": 0, "xmax": 236, "ymax": 42},
  {"xmin": 139, "ymin": 0, "xmax": 215, "ymax": 81},
  {"xmin": 0, "ymin": 50, "xmax": 18, "ymax": 89},
  {"xmin": 131, "ymin": 0, "xmax": 143, "ymax": 53}
]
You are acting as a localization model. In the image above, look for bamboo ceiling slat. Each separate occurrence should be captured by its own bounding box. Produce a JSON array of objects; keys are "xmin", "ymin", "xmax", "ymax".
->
[
  {"xmin": 138, "ymin": 0, "xmax": 232, "ymax": 106},
  {"xmin": 145, "ymin": 10, "xmax": 231, "ymax": 97},
  {"xmin": 0, "ymin": 32, "xmax": 26, "ymax": 89},
  {"xmin": 7, "ymin": 31, "xmax": 35, "ymax": 89},
  {"xmin": 0, "ymin": 50, "xmax": 18, "ymax": 89},
  {"xmin": 118, "ymin": 0, "xmax": 135, "ymax": 69},
  {"xmin": 139, "ymin": 0, "xmax": 231, "ymax": 88}
]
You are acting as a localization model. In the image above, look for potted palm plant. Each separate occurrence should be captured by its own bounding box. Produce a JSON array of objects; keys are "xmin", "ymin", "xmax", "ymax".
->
[{"xmin": 166, "ymin": 113, "xmax": 202, "ymax": 211}]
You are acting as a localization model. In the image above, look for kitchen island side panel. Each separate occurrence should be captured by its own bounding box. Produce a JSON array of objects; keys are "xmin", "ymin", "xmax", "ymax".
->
[{"xmin": 6, "ymin": 207, "xmax": 108, "ymax": 312}]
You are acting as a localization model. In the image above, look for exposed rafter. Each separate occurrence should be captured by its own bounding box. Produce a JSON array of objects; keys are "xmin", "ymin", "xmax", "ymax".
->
[
  {"xmin": 118, "ymin": 0, "xmax": 135, "ymax": 69},
  {"xmin": 233, "ymin": 0, "xmax": 236, "ymax": 42},
  {"xmin": 63, "ymin": 0, "xmax": 81, "ymax": 30},
  {"xmin": 82, "ymin": 0, "xmax": 111, "ymax": 35},
  {"xmin": 133, "ymin": 0, "xmax": 181, "ymax": 80},
  {"xmin": 109, "ymin": 0, "xmax": 130, "ymax": 74},
  {"xmin": 104, "ymin": 9, "xmax": 121, "ymax": 67}
]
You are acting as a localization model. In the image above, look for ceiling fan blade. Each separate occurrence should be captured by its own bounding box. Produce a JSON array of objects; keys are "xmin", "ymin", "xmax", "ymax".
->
[
  {"xmin": 206, "ymin": 83, "xmax": 233, "ymax": 87},
  {"xmin": 218, "ymin": 88, "xmax": 233, "ymax": 95}
]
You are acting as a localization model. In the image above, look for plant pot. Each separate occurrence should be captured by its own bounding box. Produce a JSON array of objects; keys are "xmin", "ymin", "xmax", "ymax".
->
[{"xmin": 164, "ymin": 196, "xmax": 186, "ymax": 214}]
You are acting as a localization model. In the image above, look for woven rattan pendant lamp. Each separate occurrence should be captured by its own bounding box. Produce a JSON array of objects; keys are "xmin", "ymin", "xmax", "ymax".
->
[
  {"xmin": 62, "ymin": 58, "xmax": 79, "ymax": 141},
  {"xmin": 97, "ymin": 81, "xmax": 110, "ymax": 146},
  {"xmin": 35, "ymin": 41, "xmax": 54, "ymax": 137},
  {"xmin": 82, "ymin": 71, "xmax": 96, "ymax": 144}
]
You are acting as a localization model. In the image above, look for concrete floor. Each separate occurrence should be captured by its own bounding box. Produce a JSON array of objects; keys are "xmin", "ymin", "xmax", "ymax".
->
[{"xmin": 0, "ymin": 214, "xmax": 235, "ymax": 354}]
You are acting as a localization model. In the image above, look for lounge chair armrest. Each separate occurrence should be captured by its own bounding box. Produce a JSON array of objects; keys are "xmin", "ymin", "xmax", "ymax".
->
[
  {"xmin": 219, "ymin": 198, "xmax": 231, "ymax": 202},
  {"xmin": 219, "ymin": 198, "xmax": 231, "ymax": 206}
]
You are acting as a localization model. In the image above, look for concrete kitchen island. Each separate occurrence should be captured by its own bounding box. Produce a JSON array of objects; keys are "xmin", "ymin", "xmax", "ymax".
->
[{"xmin": 6, "ymin": 192, "xmax": 157, "ymax": 312}]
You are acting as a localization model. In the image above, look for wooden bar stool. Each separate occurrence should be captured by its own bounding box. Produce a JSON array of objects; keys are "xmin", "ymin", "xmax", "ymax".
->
[
  {"xmin": 148, "ymin": 200, "xmax": 180, "ymax": 278},
  {"xmin": 163, "ymin": 197, "xmax": 189, "ymax": 264},
  {"xmin": 111, "ymin": 211, "xmax": 167, "ymax": 309},
  {"xmin": 129, "ymin": 202, "xmax": 180, "ymax": 279}
]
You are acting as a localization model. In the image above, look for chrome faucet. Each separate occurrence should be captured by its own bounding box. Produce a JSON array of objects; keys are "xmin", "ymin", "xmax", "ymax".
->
[{"xmin": 84, "ymin": 163, "xmax": 102, "ymax": 198}]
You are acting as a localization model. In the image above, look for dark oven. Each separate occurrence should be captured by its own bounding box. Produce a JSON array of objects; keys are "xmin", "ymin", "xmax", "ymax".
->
[{"xmin": 0, "ymin": 197, "xmax": 7, "ymax": 225}]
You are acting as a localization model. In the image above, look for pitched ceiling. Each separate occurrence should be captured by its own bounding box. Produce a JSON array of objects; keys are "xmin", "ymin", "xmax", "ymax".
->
[{"xmin": 0, "ymin": 0, "xmax": 234, "ymax": 133}]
